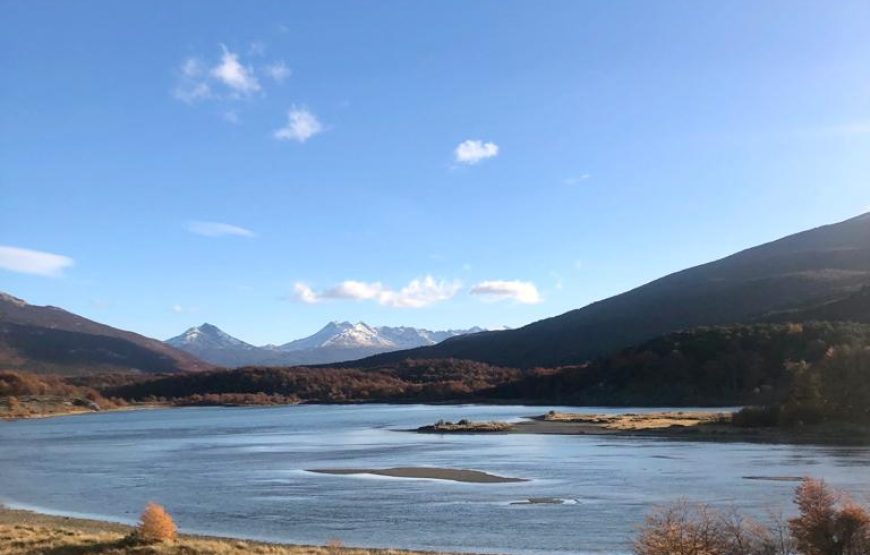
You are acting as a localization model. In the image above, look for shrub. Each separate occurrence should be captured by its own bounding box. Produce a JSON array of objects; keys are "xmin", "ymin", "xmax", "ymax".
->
[
  {"xmin": 633, "ymin": 500, "xmax": 775, "ymax": 555},
  {"xmin": 136, "ymin": 501, "xmax": 176, "ymax": 543},
  {"xmin": 635, "ymin": 479, "xmax": 870, "ymax": 555},
  {"xmin": 789, "ymin": 478, "xmax": 870, "ymax": 555}
]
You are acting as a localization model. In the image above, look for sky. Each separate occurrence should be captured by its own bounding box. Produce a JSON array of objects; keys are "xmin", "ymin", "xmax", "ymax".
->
[{"xmin": 2, "ymin": 1, "xmax": 870, "ymax": 345}]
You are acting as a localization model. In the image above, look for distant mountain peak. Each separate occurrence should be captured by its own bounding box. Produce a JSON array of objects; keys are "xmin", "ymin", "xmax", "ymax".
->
[
  {"xmin": 167, "ymin": 323, "xmax": 254, "ymax": 351},
  {"xmin": 164, "ymin": 320, "xmax": 492, "ymax": 367}
]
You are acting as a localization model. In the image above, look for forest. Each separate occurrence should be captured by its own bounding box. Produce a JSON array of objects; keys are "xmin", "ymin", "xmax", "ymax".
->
[{"xmin": 3, "ymin": 321, "xmax": 869, "ymax": 428}]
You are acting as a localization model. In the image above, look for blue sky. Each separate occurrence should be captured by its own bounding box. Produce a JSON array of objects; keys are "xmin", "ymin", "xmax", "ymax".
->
[{"xmin": 2, "ymin": 1, "xmax": 869, "ymax": 345}]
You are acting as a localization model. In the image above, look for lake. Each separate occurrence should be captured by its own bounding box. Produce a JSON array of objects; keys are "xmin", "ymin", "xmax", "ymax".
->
[{"xmin": 1, "ymin": 404, "xmax": 869, "ymax": 554}]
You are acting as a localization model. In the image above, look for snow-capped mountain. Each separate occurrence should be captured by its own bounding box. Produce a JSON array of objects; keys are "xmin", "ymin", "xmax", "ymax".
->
[
  {"xmin": 165, "ymin": 323, "xmax": 267, "ymax": 367},
  {"xmin": 165, "ymin": 322, "xmax": 492, "ymax": 367},
  {"xmin": 168, "ymin": 323, "xmax": 256, "ymax": 351},
  {"xmin": 280, "ymin": 321, "xmax": 392, "ymax": 351},
  {"xmin": 277, "ymin": 322, "xmax": 483, "ymax": 352}
]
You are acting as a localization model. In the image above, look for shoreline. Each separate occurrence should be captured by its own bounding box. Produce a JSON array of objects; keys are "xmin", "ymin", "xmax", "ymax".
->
[
  {"xmin": 0, "ymin": 504, "xmax": 479, "ymax": 555},
  {"xmin": 0, "ymin": 402, "xmax": 168, "ymax": 422},
  {"xmin": 415, "ymin": 411, "xmax": 870, "ymax": 445},
  {"xmin": 6, "ymin": 402, "xmax": 868, "ymax": 446}
]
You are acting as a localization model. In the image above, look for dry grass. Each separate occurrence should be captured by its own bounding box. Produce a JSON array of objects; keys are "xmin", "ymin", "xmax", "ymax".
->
[
  {"xmin": 417, "ymin": 420, "xmax": 514, "ymax": 433},
  {"xmin": 0, "ymin": 523, "xmax": 463, "ymax": 555},
  {"xmin": 540, "ymin": 410, "xmax": 729, "ymax": 430}
]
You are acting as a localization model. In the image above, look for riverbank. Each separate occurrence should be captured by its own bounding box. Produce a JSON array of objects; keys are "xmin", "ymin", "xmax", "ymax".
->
[
  {"xmin": 0, "ymin": 396, "xmax": 166, "ymax": 421},
  {"xmin": 0, "ymin": 505, "xmax": 472, "ymax": 555},
  {"xmin": 416, "ymin": 411, "xmax": 870, "ymax": 445}
]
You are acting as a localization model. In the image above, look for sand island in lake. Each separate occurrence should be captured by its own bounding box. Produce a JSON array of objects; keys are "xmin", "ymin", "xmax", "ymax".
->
[{"xmin": 307, "ymin": 467, "xmax": 527, "ymax": 483}]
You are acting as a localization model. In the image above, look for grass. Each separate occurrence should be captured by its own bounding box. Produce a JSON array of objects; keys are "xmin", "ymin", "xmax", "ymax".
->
[
  {"xmin": 0, "ymin": 523, "xmax": 462, "ymax": 555},
  {"xmin": 416, "ymin": 419, "xmax": 514, "ymax": 433},
  {"xmin": 539, "ymin": 410, "xmax": 730, "ymax": 430}
]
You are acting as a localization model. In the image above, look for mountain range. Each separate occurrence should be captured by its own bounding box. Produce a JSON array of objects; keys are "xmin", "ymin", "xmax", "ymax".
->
[
  {"xmin": 4, "ymin": 212, "xmax": 869, "ymax": 376},
  {"xmin": 165, "ymin": 321, "xmax": 489, "ymax": 367},
  {"xmin": 350, "ymin": 212, "xmax": 870, "ymax": 368}
]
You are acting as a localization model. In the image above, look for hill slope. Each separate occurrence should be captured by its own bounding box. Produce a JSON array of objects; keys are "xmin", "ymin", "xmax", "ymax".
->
[
  {"xmin": 0, "ymin": 293, "xmax": 212, "ymax": 375},
  {"xmin": 353, "ymin": 212, "xmax": 870, "ymax": 368}
]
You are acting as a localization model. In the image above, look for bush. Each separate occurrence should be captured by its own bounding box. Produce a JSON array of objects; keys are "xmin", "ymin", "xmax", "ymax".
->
[
  {"xmin": 635, "ymin": 479, "xmax": 870, "ymax": 555},
  {"xmin": 136, "ymin": 502, "xmax": 176, "ymax": 543},
  {"xmin": 789, "ymin": 478, "xmax": 870, "ymax": 555},
  {"xmin": 634, "ymin": 500, "xmax": 776, "ymax": 555}
]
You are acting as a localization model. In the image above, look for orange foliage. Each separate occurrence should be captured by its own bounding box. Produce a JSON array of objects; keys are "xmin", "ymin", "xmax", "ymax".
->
[
  {"xmin": 789, "ymin": 478, "xmax": 870, "ymax": 555},
  {"xmin": 137, "ymin": 501, "xmax": 177, "ymax": 543},
  {"xmin": 636, "ymin": 479, "xmax": 870, "ymax": 555}
]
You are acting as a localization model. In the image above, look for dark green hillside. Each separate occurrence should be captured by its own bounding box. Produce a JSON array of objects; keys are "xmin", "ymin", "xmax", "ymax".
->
[
  {"xmin": 485, "ymin": 322, "xmax": 870, "ymax": 408},
  {"xmin": 352, "ymin": 213, "xmax": 870, "ymax": 368}
]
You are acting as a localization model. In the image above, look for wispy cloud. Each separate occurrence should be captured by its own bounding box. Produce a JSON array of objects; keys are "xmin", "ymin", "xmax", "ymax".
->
[
  {"xmin": 563, "ymin": 174, "xmax": 591, "ymax": 185},
  {"xmin": 172, "ymin": 45, "xmax": 288, "ymax": 108},
  {"xmin": 470, "ymin": 280, "xmax": 541, "ymax": 304},
  {"xmin": 264, "ymin": 61, "xmax": 291, "ymax": 83},
  {"xmin": 211, "ymin": 45, "xmax": 261, "ymax": 95},
  {"xmin": 173, "ymin": 59, "xmax": 213, "ymax": 103},
  {"xmin": 274, "ymin": 107, "xmax": 325, "ymax": 143},
  {"xmin": 187, "ymin": 221, "xmax": 256, "ymax": 238},
  {"xmin": 454, "ymin": 139, "xmax": 499, "ymax": 164},
  {"xmin": 292, "ymin": 276, "xmax": 461, "ymax": 308},
  {"xmin": 248, "ymin": 41, "xmax": 266, "ymax": 56},
  {"xmin": 0, "ymin": 245, "xmax": 74, "ymax": 277}
]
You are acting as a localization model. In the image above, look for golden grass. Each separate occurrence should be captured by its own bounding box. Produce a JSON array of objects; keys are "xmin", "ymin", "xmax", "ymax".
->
[
  {"xmin": 540, "ymin": 411, "xmax": 729, "ymax": 430},
  {"xmin": 0, "ymin": 523, "xmax": 462, "ymax": 555}
]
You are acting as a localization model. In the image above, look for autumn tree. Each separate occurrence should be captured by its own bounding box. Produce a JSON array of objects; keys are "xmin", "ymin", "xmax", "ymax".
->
[
  {"xmin": 136, "ymin": 501, "xmax": 177, "ymax": 543},
  {"xmin": 789, "ymin": 478, "xmax": 870, "ymax": 555}
]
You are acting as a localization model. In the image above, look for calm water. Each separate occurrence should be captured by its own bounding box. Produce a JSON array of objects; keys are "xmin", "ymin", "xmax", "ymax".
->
[{"xmin": 1, "ymin": 404, "xmax": 869, "ymax": 554}]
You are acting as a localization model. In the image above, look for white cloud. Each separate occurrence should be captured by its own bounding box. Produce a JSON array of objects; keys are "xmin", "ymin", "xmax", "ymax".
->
[
  {"xmin": 264, "ymin": 61, "xmax": 291, "ymax": 83},
  {"xmin": 379, "ymin": 276, "xmax": 461, "ymax": 308},
  {"xmin": 454, "ymin": 139, "xmax": 499, "ymax": 164},
  {"xmin": 211, "ymin": 45, "xmax": 261, "ymax": 95},
  {"xmin": 0, "ymin": 245, "xmax": 74, "ymax": 277},
  {"xmin": 470, "ymin": 280, "xmax": 541, "ymax": 304},
  {"xmin": 292, "ymin": 276, "xmax": 460, "ymax": 308},
  {"xmin": 171, "ymin": 304, "xmax": 200, "ymax": 314},
  {"xmin": 187, "ymin": 221, "xmax": 256, "ymax": 238},
  {"xmin": 274, "ymin": 107, "xmax": 324, "ymax": 142},
  {"xmin": 324, "ymin": 280, "xmax": 384, "ymax": 301},
  {"xmin": 293, "ymin": 283, "xmax": 319, "ymax": 304}
]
